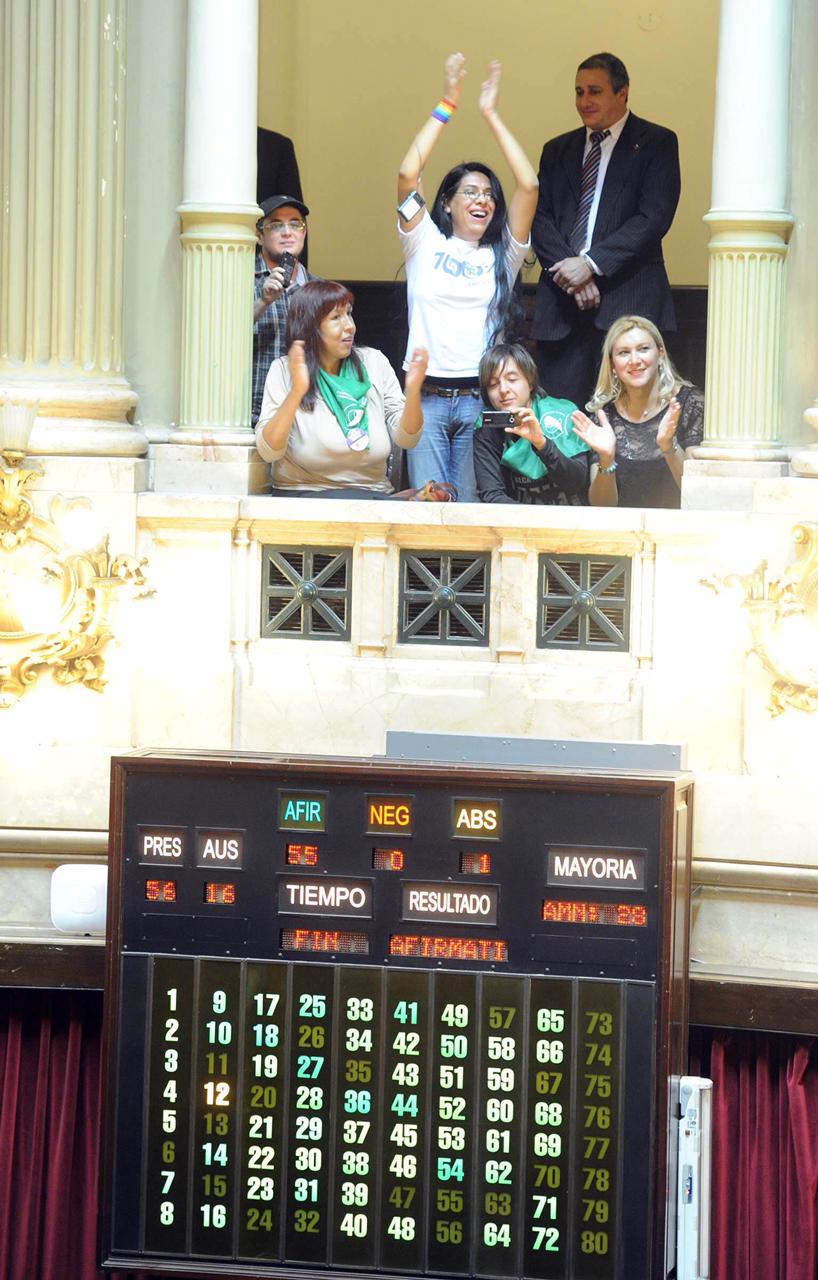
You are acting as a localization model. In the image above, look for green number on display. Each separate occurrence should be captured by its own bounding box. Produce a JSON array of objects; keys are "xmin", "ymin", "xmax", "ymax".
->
[
  {"xmin": 299, "ymin": 994, "xmax": 327, "ymax": 1018},
  {"xmin": 346, "ymin": 997, "xmax": 373, "ymax": 1021},
  {"xmin": 342, "ymin": 1120, "xmax": 370, "ymax": 1144},
  {"xmin": 296, "ymin": 1086, "xmax": 323, "ymax": 1110},
  {"xmin": 391, "ymin": 1092, "xmax": 419, "ymax": 1117},
  {"xmin": 253, "ymin": 1023, "xmax": 280, "ymax": 1047},
  {"xmin": 387, "ymin": 1215, "xmax": 416, "ymax": 1241},
  {"xmin": 339, "ymin": 1212, "xmax": 368, "ymax": 1237},
  {"xmin": 199, "ymin": 1204, "xmax": 227, "ymax": 1228},
  {"xmin": 345, "ymin": 1028, "xmax": 372, "ymax": 1051},
  {"xmin": 484, "ymin": 1222, "xmax": 512, "ymax": 1247},
  {"xmin": 341, "ymin": 1181, "xmax": 369, "ymax": 1205},
  {"xmin": 536, "ymin": 1009, "xmax": 565, "ymax": 1033},
  {"xmin": 440, "ymin": 1003, "xmax": 469, "ymax": 1027},
  {"xmin": 247, "ymin": 1145, "xmax": 275, "ymax": 1168},
  {"xmin": 253, "ymin": 993, "xmax": 280, "ymax": 1015},
  {"xmin": 342, "ymin": 1150, "xmax": 370, "ymax": 1175},
  {"xmin": 293, "ymin": 1178, "xmax": 319, "ymax": 1202},
  {"xmin": 393, "ymin": 1001, "xmax": 418, "ymax": 1024},
  {"xmin": 484, "ymin": 1159, "xmax": 513, "ymax": 1184},
  {"xmin": 532, "ymin": 1226, "xmax": 560, "ymax": 1251},
  {"xmin": 343, "ymin": 1089, "xmax": 371, "ymax": 1114}
]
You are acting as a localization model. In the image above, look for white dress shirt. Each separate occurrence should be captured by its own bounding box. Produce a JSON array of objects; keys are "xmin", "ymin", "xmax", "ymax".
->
[{"xmin": 578, "ymin": 109, "xmax": 630, "ymax": 271}]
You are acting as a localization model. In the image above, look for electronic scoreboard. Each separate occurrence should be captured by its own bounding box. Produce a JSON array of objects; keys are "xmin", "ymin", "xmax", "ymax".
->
[{"xmin": 100, "ymin": 751, "xmax": 693, "ymax": 1279}]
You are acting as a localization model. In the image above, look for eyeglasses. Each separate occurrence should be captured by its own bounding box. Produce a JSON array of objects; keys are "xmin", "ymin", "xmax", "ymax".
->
[
  {"xmin": 457, "ymin": 187, "xmax": 496, "ymax": 203},
  {"xmin": 261, "ymin": 219, "xmax": 307, "ymax": 233}
]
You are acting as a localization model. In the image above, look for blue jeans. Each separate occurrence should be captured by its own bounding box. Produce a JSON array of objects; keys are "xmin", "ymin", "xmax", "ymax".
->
[{"xmin": 407, "ymin": 389, "xmax": 481, "ymax": 503}]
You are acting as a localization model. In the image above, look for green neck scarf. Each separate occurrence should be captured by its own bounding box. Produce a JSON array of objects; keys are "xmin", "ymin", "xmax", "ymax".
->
[
  {"xmin": 316, "ymin": 360, "xmax": 372, "ymax": 451},
  {"xmin": 489, "ymin": 394, "xmax": 590, "ymax": 480}
]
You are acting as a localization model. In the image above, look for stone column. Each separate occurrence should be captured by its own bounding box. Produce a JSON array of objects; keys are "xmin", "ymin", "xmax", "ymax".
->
[
  {"xmin": 692, "ymin": 0, "xmax": 793, "ymax": 470},
  {"xmin": 0, "ymin": 0, "xmax": 145, "ymax": 459},
  {"xmin": 155, "ymin": 0, "xmax": 268, "ymax": 495}
]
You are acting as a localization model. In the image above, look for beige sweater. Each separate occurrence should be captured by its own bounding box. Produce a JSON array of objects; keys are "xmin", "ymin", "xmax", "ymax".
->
[{"xmin": 255, "ymin": 347, "xmax": 419, "ymax": 492}]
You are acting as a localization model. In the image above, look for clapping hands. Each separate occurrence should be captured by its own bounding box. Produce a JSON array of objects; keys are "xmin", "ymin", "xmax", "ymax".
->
[
  {"xmin": 404, "ymin": 347, "xmax": 429, "ymax": 393},
  {"xmin": 443, "ymin": 52, "xmax": 466, "ymax": 100},
  {"xmin": 571, "ymin": 409, "xmax": 616, "ymax": 468},
  {"xmin": 287, "ymin": 340, "xmax": 310, "ymax": 401},
  {"xmin": 478, "ymin": 61, "xmax": 502, "ymax": 118}
]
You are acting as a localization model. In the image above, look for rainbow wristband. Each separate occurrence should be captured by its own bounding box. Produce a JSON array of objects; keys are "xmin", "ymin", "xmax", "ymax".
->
[{"xmin": 432, "ymin": 97, "xmax": 457, "ymax": 124}]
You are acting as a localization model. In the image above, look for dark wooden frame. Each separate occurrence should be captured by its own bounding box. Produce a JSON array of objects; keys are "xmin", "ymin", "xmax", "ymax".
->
[{"xmin": 99, "ymin": 749, "xmax": 693, "ymax": 1279}]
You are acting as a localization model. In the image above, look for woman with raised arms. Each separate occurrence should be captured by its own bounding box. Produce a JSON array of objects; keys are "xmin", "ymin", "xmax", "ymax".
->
[{"xmin": 396, "ymin": 52, "xmax": 538, "ymax": 501}]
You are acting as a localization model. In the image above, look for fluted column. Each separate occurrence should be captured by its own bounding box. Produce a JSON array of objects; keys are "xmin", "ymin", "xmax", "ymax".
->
[
  {"xmin": 697, "ymin": 0, "xmax": 793, "ymax": 460},
  {"xmin": 172, "ymin": 0, "xmax": 259, "ymax": 442},
  {"xmin": 0, "ymin": 0, "xmax": 145, "ymax": 456}
]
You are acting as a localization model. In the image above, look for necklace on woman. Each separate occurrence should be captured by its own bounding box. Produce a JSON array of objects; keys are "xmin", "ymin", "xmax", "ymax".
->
[{"xmin": 617, "ymin": 393, "xmax": 664, "ymax": 422}]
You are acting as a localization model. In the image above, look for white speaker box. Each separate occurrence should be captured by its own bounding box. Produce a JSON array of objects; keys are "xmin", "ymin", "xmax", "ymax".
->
[{"xmin": 50, "ymin": 863, "xmax": 108, "ymax": 935}]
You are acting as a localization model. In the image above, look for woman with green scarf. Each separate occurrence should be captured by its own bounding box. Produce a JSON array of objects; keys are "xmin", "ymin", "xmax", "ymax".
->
[
  {"xmin": 474, "ymin": 343, "xmax": 591, "ymax": 505},
  {"xmin": 256, "ymin": 280, "xmax": 427, "ymax": 497}
]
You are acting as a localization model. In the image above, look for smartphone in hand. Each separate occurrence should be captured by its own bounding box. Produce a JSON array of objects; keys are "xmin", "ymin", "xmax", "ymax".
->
[{"xmin": 278, "ymin": 251, "xmax": 296, "ymax": 288}]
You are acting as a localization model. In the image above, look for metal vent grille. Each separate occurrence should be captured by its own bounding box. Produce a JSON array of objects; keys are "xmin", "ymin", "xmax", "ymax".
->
[
  {"xmin": 537, "ymin": 555, "xmax": 631, "ymax": 650},
  {"xmin": 398, "ymin": 551, "xmax": 491, "ymax": 646},
  {"xmin": 260, "ymin": 546, "xmax": 352, "ymax": 640}
]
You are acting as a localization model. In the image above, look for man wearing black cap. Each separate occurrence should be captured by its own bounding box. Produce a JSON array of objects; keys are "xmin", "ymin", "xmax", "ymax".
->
[{"xmin": 252, "ymin": 195, "xmax": 314, "ymax": 425}]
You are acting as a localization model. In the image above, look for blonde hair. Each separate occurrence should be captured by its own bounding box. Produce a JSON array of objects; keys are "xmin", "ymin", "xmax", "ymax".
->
[{"xmin": 586, "ymin": 315, "xmax": 689, "ymax": 412}]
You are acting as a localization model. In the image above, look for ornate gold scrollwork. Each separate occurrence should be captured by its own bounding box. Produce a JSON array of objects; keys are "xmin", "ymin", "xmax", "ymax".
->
[
  {"xmin": 0, "ymin": 464, "xmax": 150, "ymax": 708},
  {"xmin": 702, "ymin": 522, "xmax": 818, "ymax": 716}
]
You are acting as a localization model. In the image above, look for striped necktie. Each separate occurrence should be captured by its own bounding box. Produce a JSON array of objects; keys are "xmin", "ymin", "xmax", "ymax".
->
[{"xmin": 570, "ymin": 129, "xmax": 610, "ymax": 254}]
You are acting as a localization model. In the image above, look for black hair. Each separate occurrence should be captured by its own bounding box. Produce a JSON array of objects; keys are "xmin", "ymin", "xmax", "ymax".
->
[
  {"xmin": 430, "ymin": 162, "xmax": 524, "ymax": 346},
  {"xmin": 479, "ymin": 342, "xmax": 543, "ymax": 407},
  {"xmin": 285, "ymin": 280, "xmax": 364, "ymax": 411},
  {"xmin": 577, "ymin": 52, "xmax": 629, "ymax": 95}
]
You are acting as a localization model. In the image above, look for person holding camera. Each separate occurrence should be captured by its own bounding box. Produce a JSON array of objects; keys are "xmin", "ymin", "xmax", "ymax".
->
[
  {"xmin": 474, "ymin": 343, "xmax": 591, "ymax": 505},
  {"xmin": 396, "ymin": 53, "xmax": 538, "ymax": 501},
  {"xmin": 252, "ymin": 195, "xmax": 314, "ymax": 425}
]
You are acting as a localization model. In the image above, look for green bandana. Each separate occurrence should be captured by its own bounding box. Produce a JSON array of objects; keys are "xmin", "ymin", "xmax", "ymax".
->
[
  {"xmin": 478, "ymin": 395, "xmax": 589, "ymax": 480},
  {"xmin": 316, "ymin": 360, "xmax": 372, "ymax": 451}
]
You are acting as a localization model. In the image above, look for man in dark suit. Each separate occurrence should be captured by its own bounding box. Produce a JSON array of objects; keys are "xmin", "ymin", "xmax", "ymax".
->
[
  {"xmin": 257, "ymin": 128, "xmax": 302, "ymax": 205},
  {"xmin": 531, "ymin": 53, "xmax": 681, "ymax": 409}
]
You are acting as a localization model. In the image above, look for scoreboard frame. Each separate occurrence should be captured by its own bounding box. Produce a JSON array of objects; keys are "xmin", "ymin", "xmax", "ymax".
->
[{"xmin": 100, "ymin": 749, "xmax": 693, "ymax": 1280}]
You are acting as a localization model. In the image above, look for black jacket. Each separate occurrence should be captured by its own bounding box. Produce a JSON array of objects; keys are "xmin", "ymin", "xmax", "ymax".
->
[{"xmin": 531, "ymin": 113, "xmax": 681, "ymax": 340}]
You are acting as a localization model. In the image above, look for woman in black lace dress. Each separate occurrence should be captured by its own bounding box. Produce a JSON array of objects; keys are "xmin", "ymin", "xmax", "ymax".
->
[{"xmin": 572, "ymin": 315, "xmax": 704, "ymax": 508}]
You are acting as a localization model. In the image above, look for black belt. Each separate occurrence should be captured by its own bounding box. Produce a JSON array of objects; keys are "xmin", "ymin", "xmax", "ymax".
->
[{"xmin": 423, "ymin": 377, "xmax": 480, "ymax": 398}]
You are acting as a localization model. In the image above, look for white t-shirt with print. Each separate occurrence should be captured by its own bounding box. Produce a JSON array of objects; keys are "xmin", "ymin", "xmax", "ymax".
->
[{"xmin": 399, "ymin": 212, "xmax": 528, "ymax": 377}]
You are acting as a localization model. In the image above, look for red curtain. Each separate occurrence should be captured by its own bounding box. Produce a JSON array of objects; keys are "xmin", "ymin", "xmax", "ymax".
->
[
  {"xmin": 0, "ymin": 989, "xmax": 148, "ymax": 1280},
  {"xmin": 2, "ymin": 991, "xmax": 818, "ymax": 1280},
  {"xmin": 690, "ymin": 1027, "xmax": 818, "ymax": 1280}
]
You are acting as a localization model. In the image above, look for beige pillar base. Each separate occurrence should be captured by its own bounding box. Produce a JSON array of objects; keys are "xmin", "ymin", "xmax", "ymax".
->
[
  {"xmin": 681, "ymin": 458, "xmax": 790, "ymax": 510},
  {"xmin": 0, "ymin": 374, "xmax": 146, "ymax": 457},
  {"xmin": 791, "ymin": 402, "xmax": 818, "ymax": 478},
  {"xmin": 790, "ymin": 451, "xmax": 818, "ymax": 479},
  {"xmin": 698, "ymin": 212, "xmax": 793, "ymax": 461},
  {"xmin": 153, "ymin": 442, "xmax": 269, "ymax": 496}
]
